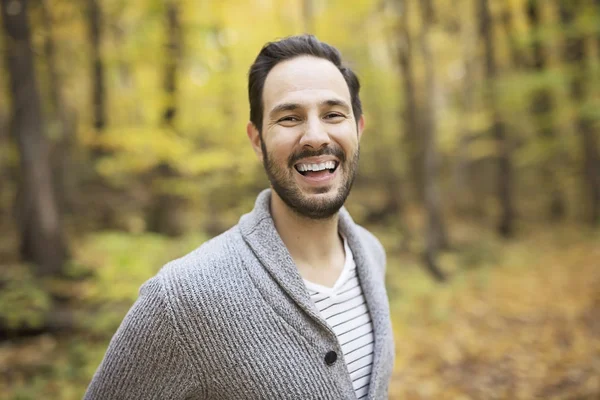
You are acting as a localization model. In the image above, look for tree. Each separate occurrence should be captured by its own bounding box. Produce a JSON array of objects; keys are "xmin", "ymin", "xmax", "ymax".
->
[
  {"xmin": 1, "ymin": 0, "xmax": 68, "ymax": 275},
  {"xmin": 479, "ymin": 0, "xmax": 515, "ymax": 237},
  {"xmin": 454, "ymin": 0, "xmax": 480, "ymax": 217},
  {"xmin": 526, "ymin": 0, "xmax": 565, "ymax": 220},
  {"xmin": 417, "ymin": 0, "xmax": 447, "ymax": 282},
  {"xmin": 596, "ymin": 0, "xmax": 600, "ymax": 57},
  {"xmin": 146, "ymin": 0, "xmax": 185, "ymax": 236},
  {"xmin": 500, "ymin": 3, "xmax": 527, "ymax": 69},
  {"xmin": 39, "ymin": 0, "xmax": 76, "ymax": 214},
  {"xmin": 163, "ymin": 0, "xmax": 180, "ymax": 127},
  {"xmin": 87, "ymin": 0, "xmax": 106, "ymax": 135},
  {"xmin": 558, "ymin": 0, "xmax": 600, "ymax": 224},
  {"xmin": 395, "ymin": 0, "xmax": 423, "ymax": 203}
]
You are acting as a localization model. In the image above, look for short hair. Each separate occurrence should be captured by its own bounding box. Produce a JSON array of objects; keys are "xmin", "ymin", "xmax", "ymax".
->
[{"xmin": 248, "ymin": 34, "xmax": 362, "ymax": 133}]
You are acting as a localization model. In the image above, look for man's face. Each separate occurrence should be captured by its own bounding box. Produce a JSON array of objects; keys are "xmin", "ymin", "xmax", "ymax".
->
[{"xmin": 248, "ymin": 55, "xmax": 364, "ymax": 219}]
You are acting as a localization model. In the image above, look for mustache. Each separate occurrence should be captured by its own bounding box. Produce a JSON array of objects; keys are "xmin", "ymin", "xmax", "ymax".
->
[{"xmin": 287, "ymin": 146, "xmax": 346, "ymax": 168}]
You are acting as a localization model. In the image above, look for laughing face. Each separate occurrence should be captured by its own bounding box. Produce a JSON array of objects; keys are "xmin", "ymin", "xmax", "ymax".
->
[{"xmin": 248, "ymin": 56, "xmax": 364, "ymax": 219}]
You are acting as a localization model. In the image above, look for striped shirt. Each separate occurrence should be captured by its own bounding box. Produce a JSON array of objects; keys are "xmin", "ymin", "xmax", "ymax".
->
[{"xmin": 303, "ymin": 238, "xmax": 374, "ymax": 399}]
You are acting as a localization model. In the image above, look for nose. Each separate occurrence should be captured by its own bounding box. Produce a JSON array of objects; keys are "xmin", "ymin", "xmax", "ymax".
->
[{"xmin": 299, "ymin": 116, "xmax": 330, "ymax": 149}]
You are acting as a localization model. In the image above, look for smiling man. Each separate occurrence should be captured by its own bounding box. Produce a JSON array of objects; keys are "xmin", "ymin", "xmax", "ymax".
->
[{"xmin": 85, "ymin": 35, "xmax": 394, "ymax": 400}]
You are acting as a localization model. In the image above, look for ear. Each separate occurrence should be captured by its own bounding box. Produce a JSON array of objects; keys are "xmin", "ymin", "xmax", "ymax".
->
[
  {"xmin": 246, "ymin": 121, "xmax": 263, "ymax": 160},
  {"xmin": 357, "ymin": 115, "xmax": 365, "ymax": 140}
]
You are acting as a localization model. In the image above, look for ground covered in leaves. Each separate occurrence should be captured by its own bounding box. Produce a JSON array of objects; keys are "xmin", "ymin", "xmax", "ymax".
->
[
  {"xmin": 385, "ymin": 224, "xmax": 600, "ymax": 399},
  {"xmin": 0, "ymin": 224, "xmax": 598, "ymax": 399}
]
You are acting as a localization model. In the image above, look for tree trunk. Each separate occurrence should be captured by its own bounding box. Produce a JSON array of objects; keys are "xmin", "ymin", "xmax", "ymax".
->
[
  {"xmin": 39, "ymin": 0, "xmax": 61, "ymax": 119},
  {"xmin": 597, "ymin": 0, "xmax": 600, "ymax": 57},
  {"xmin": 1, "ymin": 0, "xmax": 68, "ymax": 275},
  {"xmin": 526, "ymin": 0, "xmax": 565, "ymax": 221},
  {"xmin": 418, "ymin": 0, "xmax": 447, "ymax": 282},
  {"xmin": 479, "ymin": 0, "xmax": 515, "ymax": 237},
  {"xmin": 146, "ymin": 0, "xmax": 185, "ymax": 236},
  {"xmin": 396, "ymin": 0, "xmax": 423, "ymax": 203},
  {"xmin": 163, "ymin": 0, "xmax": 180, "ymax": 127},
  {"xmin": 40, "ymin": 0, "xmax": 76, "ymax": 215},
  {"xmin": 500, "ymin": 5, "xmax": 527, "ymax": 69},
  {"xmin": 87, "ymin": 0, "xmax": 106, "ymax": 135},
  {"xmin": 558, "ymin": 0, "xmax": 600, "ymax": 224},
  {"xmin": 454, "ymin": 0, "xmax": 478, "ymax": 216},
  {"xmin": 111, "ymin": 18, "xmax": 141, "ymax": 124}
]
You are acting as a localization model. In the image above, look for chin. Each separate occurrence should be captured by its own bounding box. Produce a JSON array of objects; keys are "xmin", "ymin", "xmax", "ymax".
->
[
  {"xmin": 303, "ymin": 185, "xmax": 336, "ymax": 195},
  {"xmin": 297, "ymin": 191, "xmax": 347, "ymax": 219}
]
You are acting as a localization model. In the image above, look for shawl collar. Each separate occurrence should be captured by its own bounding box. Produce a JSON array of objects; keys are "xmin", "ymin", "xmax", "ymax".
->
[
  {"xmin": 239, "ymin": 189, "xmax": 391, "ymax": 399},
  {"xmin": 238, "ymin": 189, "xmax": 326, "ymax": 329}
]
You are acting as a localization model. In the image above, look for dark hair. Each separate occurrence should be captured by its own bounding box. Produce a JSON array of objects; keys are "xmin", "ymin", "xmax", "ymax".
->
[{"xmin": 248, "ymin": 34, "xmax": 362, "ymax": 133}]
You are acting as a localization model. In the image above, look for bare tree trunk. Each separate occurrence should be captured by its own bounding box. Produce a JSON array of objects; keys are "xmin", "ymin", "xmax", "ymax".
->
[
  {"xmin": 1, "ymin": 0, "xmax": 68, "ymax": 275},
  {"xmin": 110, "ymin": 16, "xmax": 141, "ymax": 124},
  {"xmin": 596, "ymin": 0, "xmax": 600, "ymax": 58},
  {"xmin": 163, "ymin": 0, "xmax": 180, "ymax": 127},
  {"xmin": 418, "ymin": 0, "xmax": 447, "ymax": 282},
  {"xmin": 87, "ymin": 0, "xmax": 106, "ymax": 135},
  {"xmin": 479, "ymin": 0, "xmax": 515, "ymax": 237},
  {"xmin": 597, "ymin": 0, "xmax": 600, "ymax": 57},
  {"xmin": 146, "ymin": 0, "xmax": 185, "ymax": 236},
  {"xmin": 0, "ymin": 91, "xmax": 12, "ymax": 229},
  {"xmin": 558, "ymin": 0, "xmax": 600, "ymax": 224},
  {"xmin": 500, "ymin": 5, "xmax": 527, "ymax": 69},
  {"xmin": 396, "ymin": 0, "xmax": 423, "ymax": 203},
  {"xmin": 454, "ymin": 0, "xmax": 478, "ymax": 216},
  {"xmin": 39, "ymin": 0, "xmax": 61, "ymax": 120},
  {"xmin": 40, "ymin": 0, "xmax": 76, "ymax": 215},
  {"xmin": 526, "ymin": 0, "xmax": 566, "ymax": 221}
]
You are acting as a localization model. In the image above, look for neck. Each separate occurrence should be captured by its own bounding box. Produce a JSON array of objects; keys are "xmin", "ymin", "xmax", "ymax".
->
[{"xmin": 270, "ymin": 191, "xmax": 343, "ymax": 267}]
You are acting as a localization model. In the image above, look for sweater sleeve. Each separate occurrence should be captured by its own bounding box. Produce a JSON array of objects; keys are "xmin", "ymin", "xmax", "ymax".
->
[{"xmin": 84, "ymin": 276, "xmax": 203, "ymax": 400}]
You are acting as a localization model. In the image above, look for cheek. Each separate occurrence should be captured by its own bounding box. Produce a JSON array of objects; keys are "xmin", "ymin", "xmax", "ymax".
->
[
  {"xmin": 329, "ymin": 123, "xmax": 359, "ymax": 152},
  {"xmin": 264, "ymin": 130, "xmax": 299, "ymax": 163}
]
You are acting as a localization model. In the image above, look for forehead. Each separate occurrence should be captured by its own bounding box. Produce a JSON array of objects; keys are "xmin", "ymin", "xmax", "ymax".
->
[{"xmin": 262, "ymin": 56, "xmax": 351, "ymax": 111}]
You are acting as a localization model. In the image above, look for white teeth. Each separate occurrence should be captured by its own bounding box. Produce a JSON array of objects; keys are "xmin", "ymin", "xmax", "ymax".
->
[{"xmin": 296, "ymin": 161, "xmax": 336, "ymax": 172}]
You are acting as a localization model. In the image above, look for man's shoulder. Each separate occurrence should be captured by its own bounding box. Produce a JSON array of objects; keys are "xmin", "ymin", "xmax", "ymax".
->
[{"xmin": 154, "ymin": 225, "xmax": 246, "ymax": 287}]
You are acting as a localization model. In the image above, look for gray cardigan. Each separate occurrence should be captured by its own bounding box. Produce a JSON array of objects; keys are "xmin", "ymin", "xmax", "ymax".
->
[{"xmin": 85, "ymin": 190, "xmax": 394, "ymax": 399}]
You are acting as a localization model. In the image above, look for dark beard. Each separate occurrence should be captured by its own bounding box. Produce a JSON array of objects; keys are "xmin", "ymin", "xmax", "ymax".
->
[{"xmin": 261, "ymin": 141, "xmax": 359, "ymax": 220}]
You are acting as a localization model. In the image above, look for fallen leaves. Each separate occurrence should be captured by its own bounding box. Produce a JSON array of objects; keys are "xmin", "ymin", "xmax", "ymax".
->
[{"xmin": 387, "ymin": 225, "xmax": 600, "ymax": 399}]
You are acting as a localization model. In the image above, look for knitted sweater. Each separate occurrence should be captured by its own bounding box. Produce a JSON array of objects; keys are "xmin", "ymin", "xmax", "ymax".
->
[{"xmin": 84, "ymin": 189, "xmax": 395, "ymax": 399}]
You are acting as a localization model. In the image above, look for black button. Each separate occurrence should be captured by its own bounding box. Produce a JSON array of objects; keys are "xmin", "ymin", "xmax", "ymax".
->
[{"xmin": 324, "ymin": 350, "xmax": 337, "ymax": 365}]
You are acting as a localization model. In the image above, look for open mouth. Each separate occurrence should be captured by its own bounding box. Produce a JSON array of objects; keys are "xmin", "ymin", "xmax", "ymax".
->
[{"xmin": 294, "ymin": 161, "xmax": 339, "ymax": 177}]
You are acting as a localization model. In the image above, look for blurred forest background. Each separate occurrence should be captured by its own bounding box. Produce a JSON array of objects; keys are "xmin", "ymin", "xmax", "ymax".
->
[{"xmin": 0, "ymin": 0, "xmax": 599, "ymax": 398}]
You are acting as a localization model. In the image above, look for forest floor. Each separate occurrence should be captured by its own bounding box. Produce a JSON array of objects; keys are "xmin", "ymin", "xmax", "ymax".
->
[
  {"xmin": 0, "ymin": 221, "xmax": 599, "ymax": 399},
  {"xmin": 382, "ymin": 222, "xmax": 600, "ymax": 400}
]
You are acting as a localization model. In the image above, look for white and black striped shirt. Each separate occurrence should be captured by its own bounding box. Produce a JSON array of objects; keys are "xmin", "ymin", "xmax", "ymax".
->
[{"xmin": 304, "ymin": 239, "xmax": 374, "ymax": 400}]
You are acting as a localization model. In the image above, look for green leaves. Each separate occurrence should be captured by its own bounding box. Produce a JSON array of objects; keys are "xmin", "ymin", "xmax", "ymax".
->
[{"xmin": 0, "ymin": 265, "xmax": 51, "ymax": 330}]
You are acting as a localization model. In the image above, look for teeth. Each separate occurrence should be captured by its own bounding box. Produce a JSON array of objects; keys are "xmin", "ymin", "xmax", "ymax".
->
[{"xmin": 296, "ymin": 161, "xmax": 336, "ymax": 172}]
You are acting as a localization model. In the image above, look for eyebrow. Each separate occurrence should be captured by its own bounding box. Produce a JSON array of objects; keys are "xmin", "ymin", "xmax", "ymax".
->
[
  {"xmin": 320, "ymin": 99, "xmax": 351, "ymax": 111},
  {"xmin": 268, "ymin": 98, "xmax": 351, "ymax": 119},
  {"xmin": 269, "ymin": 103, "xmax": 301, "ymax": 118}
]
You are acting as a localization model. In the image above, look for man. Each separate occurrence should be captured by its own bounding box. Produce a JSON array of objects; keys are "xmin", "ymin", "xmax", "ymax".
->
[{"xmin": 85, "ymin": 34, "xmax": 394, "ymax": 400}]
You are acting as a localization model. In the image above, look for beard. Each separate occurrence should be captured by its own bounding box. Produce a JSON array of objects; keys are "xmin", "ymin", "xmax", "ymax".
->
[{"xmin": 261, "ymin": 140, "xmax": 360, "ymax": 220}]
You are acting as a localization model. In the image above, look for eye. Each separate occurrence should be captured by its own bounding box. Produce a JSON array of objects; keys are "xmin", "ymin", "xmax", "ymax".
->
[
  {"xmin": 324, "ymin": 112, "xmax": 345, "ymax": 121},
  {"xmin": 278, "ymin": 116, "xmax": 301, "ymax": 124}
]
